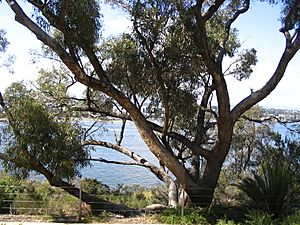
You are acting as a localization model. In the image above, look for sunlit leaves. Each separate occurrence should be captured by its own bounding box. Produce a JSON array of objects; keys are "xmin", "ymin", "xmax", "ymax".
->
[
  {"xmin": 230, "ymin": 48, "xmax": 258, "ymax": 81},
  {"xmin": 169, "ymin": 88, "xmax": 198, "ymax": 131},
  {"xmin": 33, "ymin": 0, "xmax": 102, "ymax": 47},
  {"xmin": 2, "ymin": 82, "xmax": 90, "ymax": 180},
  {"xmin": 58, "ymin": 0, "xmax": 102, "ymax": 46},
  {"xmin": 36, "ymin": 68, "xmax": 81, "ymax": 118},
  {"xmin": 280, "ymin": 0, "xmax": 300, "ymax": 31},
  {"xmin": 103, "ymin": 34, "xmax": 156, "ymax": 97}
]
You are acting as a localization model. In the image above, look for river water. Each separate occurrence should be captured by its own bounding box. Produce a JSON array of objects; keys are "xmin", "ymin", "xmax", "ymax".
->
[
  {"xmin": 80, "ymin": 120, "xmax": 163, "ymax": 187},
  {"xmin": 0, "ymin": 120, "xmax": 297, "ymax": 188},
  {"xmin": 0, "ymin": 120, "xmax": 163, "ymax": 187}
]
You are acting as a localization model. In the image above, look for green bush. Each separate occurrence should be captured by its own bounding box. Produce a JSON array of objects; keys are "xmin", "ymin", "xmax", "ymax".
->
[
  {"xmin": 0, "ymin": 172, "xmax": 23, "ymax": 213},
  {"xmin": 282, "ymin": 210, "xmax": 300, "ymax": 225},
  {"xmin": 244, "ymin": 210, "xmax": 276, "ymax": 225},
  {"xmin": 109, "ymin": 184, "xmax": 162, "ymax": 208},
  {"xmin": 157, "ymin": 209, "xmax": 209, "ymax": 225},
  {"xmin": 216, "ymin": 218, "xmax": 240, "ymax": 225},
  {"xmin": 80, "ymin": 178, "xmax": 110, "ymax": 196},
  {"xmin": 237, "ymin": 161, "xmax": 299, "ymax": 217}
]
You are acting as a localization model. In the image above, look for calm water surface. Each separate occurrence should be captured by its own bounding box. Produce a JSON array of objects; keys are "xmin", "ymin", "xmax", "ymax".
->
[
  {"xmin": 80, "ymin": 120, "xmax": 163, "ymax": 187},
  {"xmin": 0, "ymin": 120, "xmax": 163, "ymax": 187},
  {"xmin": 0, "ymin": 121, "xmax": 297, "ymax": 188}
]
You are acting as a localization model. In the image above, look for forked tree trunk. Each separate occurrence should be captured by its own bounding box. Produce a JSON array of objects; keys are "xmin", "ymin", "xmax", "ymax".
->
[{"xmin": 185, "ymin": 159, "xmax": 224, "ymax": 207}]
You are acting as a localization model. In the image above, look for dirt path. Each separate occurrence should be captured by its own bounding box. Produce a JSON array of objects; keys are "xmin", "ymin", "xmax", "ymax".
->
[{"xmin": 0, "ymin": 214, "xmax": 160, "ymax": 224}]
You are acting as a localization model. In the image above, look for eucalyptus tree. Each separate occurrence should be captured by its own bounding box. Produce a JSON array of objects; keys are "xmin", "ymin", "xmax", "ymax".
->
[
  {"xmin": 2, "ymin": 0, "xmax": 300, "ymax": 207},
  {"xmin": 0, "ymin": 82, "xmax": 140, "ymax": 215}
]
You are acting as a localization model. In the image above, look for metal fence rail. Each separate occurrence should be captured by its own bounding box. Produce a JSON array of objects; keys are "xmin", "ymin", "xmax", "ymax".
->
[{"xmin": 0, "ymin": 184, "xmax": 299, "ymax": 223}]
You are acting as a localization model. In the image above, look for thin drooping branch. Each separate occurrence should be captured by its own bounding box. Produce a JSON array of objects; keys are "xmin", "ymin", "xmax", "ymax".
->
[
  {"xmin": 148, "ymin": 121, "xmax": 212, "ymax": 160},
  {"xmin": 73, "ymin": 103, "xmax": 212, "ymax": 160},
  {"xmin": 83, "ymin": 121, "xmax": 100, "ymax": 140},
  {"xmin": 74, "ymin": 107, "xmax": 130, "ymax": 120},
  {"xmin": 89, "ymin": 157, "xmax": 148, "ymax": 167},
  {"xmin": 241, "ymin": 115, "xmax": 300, "ymax": 132},
  {"xmin": 116, "ymin": 119, "xmax": 126, "ymax": 145},
  {"xmin": 83, "ymin": 140, "xmax": 174, "ymax": 185}
]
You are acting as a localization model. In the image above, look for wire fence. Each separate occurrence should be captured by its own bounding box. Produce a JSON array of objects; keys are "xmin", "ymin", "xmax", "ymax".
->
[
  {"xmin": 0, "ymin": 184, "xmax": 84, "ymax": 222},
  {"xmin": 0, "ymin": 184, "xmax": 299, "ymax": 222}
]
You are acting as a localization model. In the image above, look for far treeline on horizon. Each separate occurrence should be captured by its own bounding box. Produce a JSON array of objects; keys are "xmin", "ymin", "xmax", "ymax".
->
[{"xmin": 0, "ymin": 0, "xmax": 300, "ymax": 224}]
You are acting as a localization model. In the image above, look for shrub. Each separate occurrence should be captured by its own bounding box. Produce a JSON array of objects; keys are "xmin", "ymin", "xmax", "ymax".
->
[
  {"xmin": 109, "ymin": 184, "xmax": 162, "ymax": 208},
  {"xmin": 282, "ymin": 210, "xmax": 300, "ymax": 225},
  {"xmin": 237, "ymin": 161, "xmax": 299, "ymax": 217},
  {"xmin": 0, "ymin": 172, "xmax": 23, "ymax": 213},
  {"xmin": 216, "ymin": 218, "xmax": 240, "ymax": 225},
  {"xmin": 80, "ymin": 178, "xmax": 110, "ymax": 196},
  {"xmin": 157, "ymin": 209, "xmax": 209, "ymax": 225},
  {"xmin": 244, "ymin": 210, "xmax": 275, "ymax": 225}
]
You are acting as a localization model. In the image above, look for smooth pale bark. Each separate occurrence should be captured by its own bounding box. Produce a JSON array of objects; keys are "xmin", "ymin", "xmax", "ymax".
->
[{"xmin": 84, "ymin": 140, "xmax": 178, "ymax": 207}]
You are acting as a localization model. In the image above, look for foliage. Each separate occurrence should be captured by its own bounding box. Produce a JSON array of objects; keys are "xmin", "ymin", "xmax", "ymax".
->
[
  {"xmin": 216, "ymin": 218, "xmax": 240, "ymax": 225},
  {"xmin": 35, "ymin": 0, "xmax": 102, "ymax": 48},
  {"xmin": 80, "ymin": 178, "xmax": 110, "ymax": 196},
  {"xmin": 1, "ymin": 82, "xmax": 90, "ymax": 180},
  {"xmin": 228, "ymin": 106, "xmax": 278, "ymax": 177},
  {"xmin": 109, "ymin": 184, "xmax": 162, "ymax": 208},
  {"xmin": 157, "ymin": 208, "xmax": 209, "ymax": 225},
  {"xmin": 237, "ymin": 160, "xmax": 300, "ymax": 217},
  {"xmin": 282, "ymin": 210, "xmax": 300, "ymax": 225},
  {"xmin": 0, "ymin": 172, "xmax": 23, "ymax": 213},
  {"xmin": 261, "ymin": 0, "xmax": 300, "ymax": 31},
  {"xmin": 3, "ymin": 0, "xmax": 300, "ymax": 209},
  {"xmin": 33, "ymin": 182, "xmax": 79, "ymax": 216},
  {"xmin": 0, "ymin": 29, "xmax": 9, "ymax": 53},
  {"xmin": 244, "ymin": 210, "xmax": 276, "ymax": 225},
  {"xmin": 0, "ymin": 173, "xmax": 82, "ymax": 216}
]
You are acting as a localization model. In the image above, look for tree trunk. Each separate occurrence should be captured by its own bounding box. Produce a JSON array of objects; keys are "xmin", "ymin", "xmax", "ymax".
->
[
  {"xmin": 185, "ymin": 158, "xmax": 224, "ymax": 207},
  {"xmin": 168, "ymin": 180, "xmax": 178, "ymax": 208}
]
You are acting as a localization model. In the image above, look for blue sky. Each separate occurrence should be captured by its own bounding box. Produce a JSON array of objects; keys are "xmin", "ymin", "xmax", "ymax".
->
[{"xmin": 0, "ymin": 1, "xmax": 299, "ymax": 109}]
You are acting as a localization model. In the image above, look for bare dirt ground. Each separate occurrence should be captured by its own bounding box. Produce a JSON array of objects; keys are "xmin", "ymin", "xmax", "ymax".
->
[
  {"xmin": 106, "ymin": 215, "xmax": 158, "ymax": 224},
  {"xmin": 0, "ymin": 214, "xmax": 160, "ymax": 224}
]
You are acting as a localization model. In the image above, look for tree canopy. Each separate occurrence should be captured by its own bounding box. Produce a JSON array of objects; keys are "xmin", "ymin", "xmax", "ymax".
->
[
  {"xmin": 0, "ymin": 82, "xmax": 90, "ymax": 180},
  {"xmin": 1, "ymin": 0, "xmax": 300, "ymax": 208}
]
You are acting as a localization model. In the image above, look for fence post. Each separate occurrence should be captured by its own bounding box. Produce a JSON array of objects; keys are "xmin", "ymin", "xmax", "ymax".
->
[
  {"xmin": 78, "ymin": 180, "xmax": 82, "ymax": 222},
  {"xmin": 181, "ymin": 190, "xmax": 185, "ymax": 217}
]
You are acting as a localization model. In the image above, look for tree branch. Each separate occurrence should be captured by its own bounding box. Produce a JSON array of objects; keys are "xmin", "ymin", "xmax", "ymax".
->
[
  {"xmin": 217, "ymin": 0, "xmax": 250, "ymax": 64},
  {"xmin": 6, "ymin": 0, "xmax": 198, "ymax": 189},
  {"xmin": 231, "ymin": 31, "xmax": 300, "ymax": 121},
  {"xmin": 83, "ymin": 140, "xmax": 174, "ymax": 185},
  {"xmin": 5, "ymin": 0, "xmax": 110, "ymax": 91},
  {"xmin": 88, "ymin": 157, "xmax": 152, "ymax": 167},
  {"xmin": 202, "ymin": 0, "xmax": 226, "ymax": 22}
]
